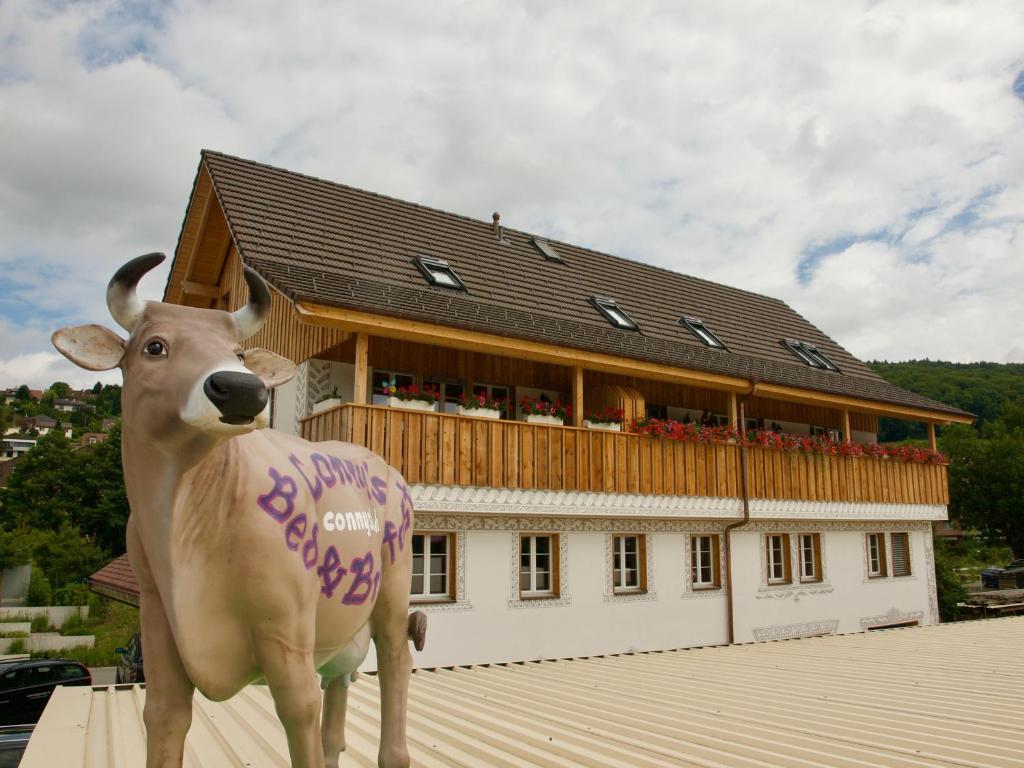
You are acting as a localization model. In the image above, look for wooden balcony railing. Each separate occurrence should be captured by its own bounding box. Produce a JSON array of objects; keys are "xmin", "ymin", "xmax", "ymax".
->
[{"xmin": 300, "ymin": 404, "xmax": 949, "ymax": 505}]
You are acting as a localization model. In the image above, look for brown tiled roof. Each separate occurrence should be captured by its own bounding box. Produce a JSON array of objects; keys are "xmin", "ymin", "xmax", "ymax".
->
[
  {"xmin": 197, "ymin": 150, "xmax": 970, "ymax": 419},
  {"xmin": 89, "ymin": 554, "xmax": 139, "ymax": 607}
]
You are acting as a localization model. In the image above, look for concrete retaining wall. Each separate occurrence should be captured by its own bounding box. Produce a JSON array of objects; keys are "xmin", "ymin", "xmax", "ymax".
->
[
  {"xmin": 0, "ymin": 623, "xmax": 31, "ymax": 636},
  {"xmin": 0, "ymin": 606, "xmax": 88, "ymax": 628},
  {"xmin": 0, "ymin": 634, "xmax": 95, "ymax": 653}
]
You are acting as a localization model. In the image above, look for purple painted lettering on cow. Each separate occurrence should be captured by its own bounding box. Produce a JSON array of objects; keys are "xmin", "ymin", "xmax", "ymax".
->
[
  {"xmin": 284, "ymin": 513, "xmax": 307, "ymax": 551},
  {"xmin": 382, "ymin": 521, "xmax": 399, "ymax": 564},
  {"xmin": 370, "ymin": 475, "xmax": 388, "ymax": 506},
  {"xmin": 398, "ymin": 484, "xmax": 413, "ymax": 550},
  {"xmin": 329, "ymin": 455, "xmax": 356, "ymax": 487},
  {"xmin": 289, "ymin": 453, "xmax": 323, "ymax": 502},
  {"xmin": 342, "ymin": 552, "xmax": 375, "ymax": 605},
  {"xmin": 355, "ymin": 462, "xmax": 368, "ymax": 489},
  {"xmin": 311, "ymin": 453, "xmax": 336, "ymax": 489},
  {"xmin": 257, "ymin": 468, "xmax": 298, "ymax": 522},
  {"xmin": 317, "ymin": 545, "xmax": 347, "ymax": 599},
  {"xmin": 302, "ymin": 523, "xmax": 320, "ymax": 570}
]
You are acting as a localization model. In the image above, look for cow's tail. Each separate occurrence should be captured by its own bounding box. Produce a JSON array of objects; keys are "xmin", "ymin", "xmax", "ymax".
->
[{"xmin": 408, "ymin": 610, "xmax": 427, "ymax": 652}]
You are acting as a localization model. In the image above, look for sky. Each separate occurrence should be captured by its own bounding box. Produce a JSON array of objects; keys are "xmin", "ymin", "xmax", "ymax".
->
[{"xmin": 1, "ymin": 0, "xmax": 1023, "ymax": 390}]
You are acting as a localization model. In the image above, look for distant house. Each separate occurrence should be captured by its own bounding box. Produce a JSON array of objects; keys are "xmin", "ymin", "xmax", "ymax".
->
[
  {"xmin": 80, "ymin": 432, "xmax": 107, "ymax": 447},
  {"xmin": 19, "ymin": 415, "xmax": 57, "ymax": 435},
  {"xmin": 100, "ymin": 418, "xmax": 118, "ymax": 433},
  {"xmin": 1, "ymin": 437, "xmax": 36, "ymax": 462},
  {"xmin": 60, "ymin": 422, "xmax": 73, "ymax": 438},
  {"xmin": 1, "ymin": 388, "xmax": 42, "ymax": 404},
  {"xmin": 53, "ymin": 398, "xmax": 89, "ymax": 413}
]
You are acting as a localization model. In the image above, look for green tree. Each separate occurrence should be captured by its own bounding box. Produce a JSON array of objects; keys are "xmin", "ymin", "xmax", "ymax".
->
[
  {"xmin": 47, "ymin": 382, "xmax": 71, "ymax": 400},
  {"xmin": 944, "ymin": 421, "xmax": 1024, "ymax": 557},
  {"xmin": 24, "ymin": 526, "xmax": 106, "ymax": 592},
  {"xmin": 76, "ymin": 424, "xmax": 129, "ymax": 554},
  {"xmin": 932, "ymin": 535, "xmax": 968, "ymax": 621},
  {"xmin": 0, "ymin": 431, "xmax": 82, "ymax": 530},
  {"xmin": 14, "ymin": 385, "xmax": 31, "ymax": 403}
]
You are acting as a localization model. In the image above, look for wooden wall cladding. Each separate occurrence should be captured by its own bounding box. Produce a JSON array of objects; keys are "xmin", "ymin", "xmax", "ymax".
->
[
  {"xmin": 301, "ymin": 404, "xmax": 948, "ymax": 505},
  {"xmin": 223, "ymin": 249, "xmax": 348, "ymax": 362}
]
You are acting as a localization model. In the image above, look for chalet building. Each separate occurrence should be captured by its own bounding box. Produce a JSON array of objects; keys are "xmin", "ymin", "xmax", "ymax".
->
[{"xmin": 161, "ymin": 151, "xmax": 972, "ymax": 668}]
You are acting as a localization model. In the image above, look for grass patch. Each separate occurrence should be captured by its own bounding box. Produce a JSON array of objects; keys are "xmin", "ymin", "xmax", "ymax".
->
[
  {"xmin": 31, "ymin": 598, "xmax": 138, "ymax": 667},
  {"xmin": 6, "ymin": 639, "xmax": 26, "ymax": 654},
  {"xmin": 31, "ymin": 616, "xmax": 53, "ymax": 633}
]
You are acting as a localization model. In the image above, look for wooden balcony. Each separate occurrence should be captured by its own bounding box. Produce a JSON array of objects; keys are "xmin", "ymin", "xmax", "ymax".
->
[{"xmin": 300, "ymin": 404, "xmax": 949, "ymax": 505}]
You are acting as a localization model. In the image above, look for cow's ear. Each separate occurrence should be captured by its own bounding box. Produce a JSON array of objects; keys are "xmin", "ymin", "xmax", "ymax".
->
[
  {"xmin": 52, "ymin": 325, "xmax": 125, "ymax": 371},
  {"xmin": 243, "ymin": 348, "xmax": 297, "ymax": 388}
]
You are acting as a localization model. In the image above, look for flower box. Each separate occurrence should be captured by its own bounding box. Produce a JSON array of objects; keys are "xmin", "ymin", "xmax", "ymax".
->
[
  {"xmin": 387, "ymin": 397, "xmax": 437, "ymax": 412},
  {"xmin": 584, "ymin": 420, "xmax": 621, "ymax": 432},
  {"xmin": 457, "ymin": 406, "xmax": 501, "ymax": 420},
  {"xmin": 313, "ymin": 397, "xmax": 342, "ymax": 414},
  {"xmin": 526, "ymin": 414, "xmax": 563, "ymax": 426}
]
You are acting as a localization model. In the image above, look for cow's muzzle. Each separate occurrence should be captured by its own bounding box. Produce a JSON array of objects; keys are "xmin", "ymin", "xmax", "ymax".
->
[{"xmin": 203, "ymin": 371, "xmax": 269, "ymax": 425}]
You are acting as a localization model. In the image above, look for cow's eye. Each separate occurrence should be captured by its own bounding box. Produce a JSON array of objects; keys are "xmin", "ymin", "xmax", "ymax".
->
[
  {"xmin": 236, "ymin": 351, "xmax": 245, "ymax": 363},
  {"xmin": 144, "ymin": 340, "xmax": 167, "ymax": 357}
]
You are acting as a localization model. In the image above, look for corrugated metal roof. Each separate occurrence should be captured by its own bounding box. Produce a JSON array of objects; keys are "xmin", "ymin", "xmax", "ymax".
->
[{"xmin": 25, "ymin": 617, "xmax": 1024, "ymax": 767}]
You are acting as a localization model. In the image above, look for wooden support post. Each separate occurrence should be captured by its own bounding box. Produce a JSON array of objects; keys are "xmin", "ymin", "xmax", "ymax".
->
[
  {"xmin": 842, "ymin": 410, "xmax": 852, "ymax": 444},
  {"xmin": 573, "ymin": 366, "xmax": 584, "ymax": 427},
  {"xmin": 927, "ymin": 422, "xmax": 937, "ymax": 452},
  {"xmin": 728, "ymin": 392, "xmax": 738, "ymax": 428},
  {"xmin": 353, "ymin": 333, "xmax": 369, "ymax": 405}
]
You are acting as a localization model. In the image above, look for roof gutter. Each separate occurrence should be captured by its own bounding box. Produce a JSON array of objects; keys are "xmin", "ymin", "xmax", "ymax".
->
[{"xmin": 724, "ymin": 379, "xmax": 758, "ymax": 646}]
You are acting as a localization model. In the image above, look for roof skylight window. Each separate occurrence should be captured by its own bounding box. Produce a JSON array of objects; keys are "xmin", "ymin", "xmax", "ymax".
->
[
  {"xmin": 782, "ymin": 339, "xmax": 839, "ymax": 372},
  {"xmin": 680, "ymin": 317, "xmax": 726, "ymax": 349},
  {"xmin": 532, "ymin": 238, "xmax": 563, "ymax": 263},
  {"xmin": 590, "ymin": 296, "xmax": 639, "ymax": 331},
  {"xmin": 415, "ymin": 257, "xmax": 465, "ymax": 291}
]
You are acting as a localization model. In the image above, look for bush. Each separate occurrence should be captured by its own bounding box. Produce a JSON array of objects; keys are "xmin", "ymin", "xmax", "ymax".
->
[
  {"xmin": 59, "ymin": 611, "xmax": 88, "ymax": 636},
  {"xmin": 30, "ymin": 615, "xmax": 51, "ymax": 633},
  {"xmin": 54, "ymin": 583, "xmax": 90, "ymax": 607},
  {"xmin": 934, "ymin": 535, "xmax": 969, "ymax": 621},
  {"xmin": 25, "ymin": 565, "xmax": 51, "ymax": 607},
  {"xmin": 7, "ymin": 639, "xmax": 25, "ymax": 654}
]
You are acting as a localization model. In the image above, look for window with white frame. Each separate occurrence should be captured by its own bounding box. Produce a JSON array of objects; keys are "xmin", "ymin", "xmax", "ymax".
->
[
  {"xmin": 520, "ymin": 534, "xmax": 558, "ymax": 597},
  {"xmin": 372, "ymin": 370, "xmax": 415, "ymax": 405},
  {"xmin": 891, "ymin": 532, "xmax": 911, "ymax": 577},
  {"xmin": 765, "ymin": 533, "xmax": 791, "ymax": 584},
  {"xmin": 590, "ymin": 296, "xmax": 639, "ymax": 331},
  {"xmin": 415, "ymin": 256, "xmax": 465, "ymax": 290},
  {"xmin": 612, "ymin": 534, "xmax": 646, "ymax": 593},
  {"xmin": 410, "ymin": 533, "xmax": 453, "ymax": 601},
  {"xmin": 680, "ymin": 317, "xmax": 726, "ymax": 349},
  {"xmin": 690, "ymin": 535, "xmax": 720, "ymax": 588},
  {"xmin": 799, "ymin": 533, "xmax": 822, "ymax": 582},
  {"xmin": 423, "ymin": 379, "xmax": 463, "ymax": 414},
  {"xmin": 866, "ymin": 532, "xmax": 887, "ymax": 578}
]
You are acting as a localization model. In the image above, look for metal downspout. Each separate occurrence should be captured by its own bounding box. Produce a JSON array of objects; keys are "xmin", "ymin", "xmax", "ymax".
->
[{"xmin": 725, "ymin": 380, "xmax": 758, "ymax": 645}]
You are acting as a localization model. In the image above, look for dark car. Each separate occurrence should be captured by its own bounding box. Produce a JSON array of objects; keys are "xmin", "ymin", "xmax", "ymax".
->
[
  {"xmin": 115, "ymin": 634, "xmax": 144, "ymax": 684},
  {"xmin": 981, "ymin": 558, "xmax": 1024, "ymax": 589},
  {"xmin": 0, "ymin": 659, "xmax": 91, "ymax": 725},
  {"xmin": 0, "ymin": 725, "xmax": 33, "ymax": 768}
]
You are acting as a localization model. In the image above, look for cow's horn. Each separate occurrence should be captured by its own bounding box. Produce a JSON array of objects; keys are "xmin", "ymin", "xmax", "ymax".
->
[
  {"xmin": 232, "ymin": 265, "xmax": 271, "ymax": 340},
  {"xmin": 106, "ymin": 252, "xmax": 166, "ymax": 332}
]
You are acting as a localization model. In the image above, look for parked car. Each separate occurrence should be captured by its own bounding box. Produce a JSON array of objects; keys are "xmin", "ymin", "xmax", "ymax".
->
[
  {"xmin": 0, "ymin": 725, "xmax": 33, "ymax": 768},
  {"xmin": 115, "ymin": 634, "xmax": 144, "ymax": 684},
  {"xmin": 981, "ymin": 558, "xmax": 1024, "ymax": 589},
  {"xmin": 0, "ymin": 659, "xmax": 91, "ymax": 725}
]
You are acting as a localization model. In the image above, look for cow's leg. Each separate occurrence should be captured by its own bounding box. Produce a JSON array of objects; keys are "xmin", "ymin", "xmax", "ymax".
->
[
  {"xmin": 370, "ymin": 581, "xmax": 413, "ymax": 767},
  {"xmin": 128, "ymin": 520, "xmax": 194, "ymax": 768},
  {"xmin": 321, "ymin": 677, "xmax": 349, "ymax": 767},
  {"xmin": 255, "ymin": 637, "xmax": 324, "ymax": 768}
]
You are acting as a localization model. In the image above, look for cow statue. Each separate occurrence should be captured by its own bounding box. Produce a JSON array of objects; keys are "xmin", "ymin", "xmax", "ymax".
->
[{"xmin": 52, "ymin": 253, "xmax": 426, "ymax": 768}]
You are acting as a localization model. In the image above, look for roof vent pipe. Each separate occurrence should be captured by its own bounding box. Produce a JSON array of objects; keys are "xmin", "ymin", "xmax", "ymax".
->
[{"xmin": 492, "ymin": 212, "xmax": 502, "ymax": 240}]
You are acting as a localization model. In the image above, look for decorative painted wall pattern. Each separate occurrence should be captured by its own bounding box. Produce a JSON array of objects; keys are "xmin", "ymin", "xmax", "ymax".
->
[
  {"xmin": 415, "ymin": 513, "xmax": 726, "ymax": 535},
  {"xmin": 752, "ymin": 619, "xmax": 840, "ymax": 642},
  {"xmin": 411, "ymin": 531, "xmax": 472, "ymax": 614},
  {"xmin": 859, "ymin": 607, "xmax": 924, "ymax": 629},
  {"xmin": 755, "ymin": 530, "xmax": 834, "ymax": 602},
  {"xmin": 294, "ymin": 360, "xmax": 311, "ymax": 420},
  {"xmin": 507, "ymin": 531, "xmax": 571, "ymax": 610},
  {"xmin": 413, "ymin": 514, "xmax": 933, "ymax": 536},
  {"xmin": 681, "ymin": 533, "xmax": 728, "ymax": 600},
  {"xmin": 923, "ymin": 534, "xmax": 939, "ymax": 625},
  {"xmin": 602, "ymin": 533, "xmax": 657, "ymax": 603},
  {"xmin": 304, "ymin": 358, "xmax": 334, "ymax": 418},
  {"xmin": 410, "ymin": 484, "xmax": 947, "ymax": 522}
]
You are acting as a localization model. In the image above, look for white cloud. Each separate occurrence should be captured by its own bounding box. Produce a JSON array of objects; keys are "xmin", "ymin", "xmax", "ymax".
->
[{"xmin": 0, "ymin": 0, "xmax": 1021, "ymax": 391}]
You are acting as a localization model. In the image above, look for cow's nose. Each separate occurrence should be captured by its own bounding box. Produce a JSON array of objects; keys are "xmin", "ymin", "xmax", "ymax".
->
[{"xmin": 203, "ymin": 371, "xmax": 268, "ymax": 425}]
